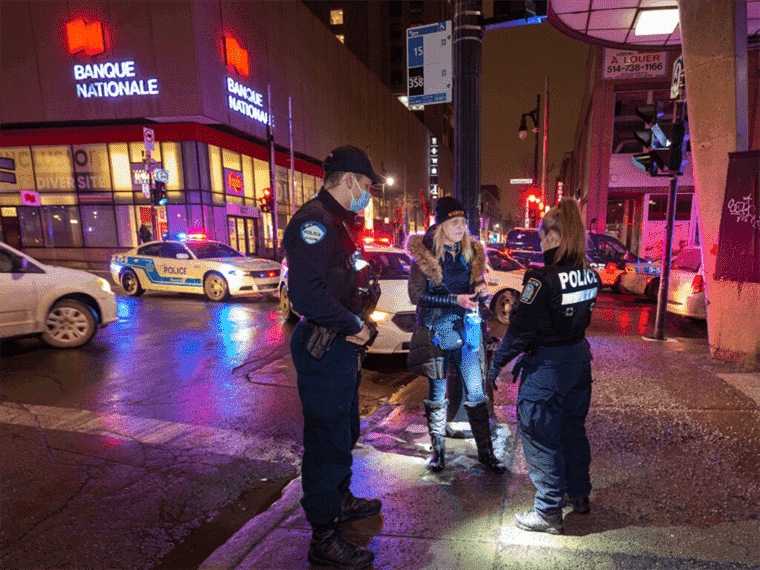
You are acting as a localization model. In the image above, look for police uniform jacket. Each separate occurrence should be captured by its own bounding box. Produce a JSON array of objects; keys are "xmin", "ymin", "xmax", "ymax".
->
[
  {"xmin": 489, "ymin": 247, "xmax": 600, "ymax": 379},
  {"xmin": 406, "ymin": 225, "xmax": 488, "ymax": 379},
  {"xmin": 282, "ymin": 189, "xmax": 363, "ymax": 336}
]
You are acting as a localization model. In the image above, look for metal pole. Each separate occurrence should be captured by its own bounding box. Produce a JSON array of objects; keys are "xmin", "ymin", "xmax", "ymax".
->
[
  {"xmin": 144, "ymin": 150, "xmax": 157, "ymax": 241},
  {"xmin": 653, "ymin": 174, "xmax": 678, "ymax": 340},
  {"xmin": 288, "ymin": 97, "xmax": 296, "ymax": 215},
  {"xmin": 533, "ymin": 94, "xmax": 540, "ymax": 185},
  {"xmin": 453, "ymin": 0, "xmax": 483, "ymax": 237},
  {"xmin": 541, "ymin": 76, "xmax": 549, "ymax": 205},
  {"xmin": 267, "ymin": 84, "xmax": 280, "ymax": 262},
  {"xmin": 403, "ymin": 163, "xmax": 409, "ymax": 236}
]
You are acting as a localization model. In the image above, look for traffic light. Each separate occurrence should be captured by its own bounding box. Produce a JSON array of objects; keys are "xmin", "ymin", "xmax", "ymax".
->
[
  {"xmin": 632, "ymin": 101, "xmax": 688, "ymax": 176},
  {"xmin": 152, "ymin": 181, "xmax": 167, "ymax": 206},
  {"xmin": 259, "ymin": 188, "xmax": 273, "ymax": 213}
]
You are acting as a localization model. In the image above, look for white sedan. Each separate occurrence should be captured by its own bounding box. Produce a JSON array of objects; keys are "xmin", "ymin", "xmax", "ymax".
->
[
  {"xmin": 279, "ymin": 246, "xmax": 416, "ymax": 354},
  {"xmin": 0, "ymin": 241, "xmax": 117, "ymax": 348},
  {"xmin": 484, "ymin": 248, "xmax": 527, "ymax": 325},
  {"xmin": 111, "ymin": 237, "xmax": 281, "ymax": 302}
]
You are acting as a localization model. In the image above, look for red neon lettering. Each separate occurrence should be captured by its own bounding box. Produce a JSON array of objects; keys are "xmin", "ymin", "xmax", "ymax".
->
[
  {"xmin": 227, "ymin": 171, "xmax": 243, "ymax": 191},
  {"xmin": 66, "ymin": 19, "xmax": 105, "ymax": 56},
  {"xmin": 225, "ymin": 37, "xmax": 249, "ymax": 77}
]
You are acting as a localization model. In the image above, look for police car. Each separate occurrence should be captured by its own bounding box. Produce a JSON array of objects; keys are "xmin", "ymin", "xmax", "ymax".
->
[
  {"xmin": 110, "ymin": 234, "xmax": 281, "ymax": 302},
  {"xmin": 484, "ymin": 248, "xmax": 527, "ymax": 325}
]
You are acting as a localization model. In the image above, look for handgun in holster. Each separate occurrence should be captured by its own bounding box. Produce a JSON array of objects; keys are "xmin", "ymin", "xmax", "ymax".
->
[{"xmin": 303, "ymin": 319, "xmax": 338, "ymax": 360}]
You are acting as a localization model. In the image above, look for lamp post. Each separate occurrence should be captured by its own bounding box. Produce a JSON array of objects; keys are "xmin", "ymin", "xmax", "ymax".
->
[{"xmin": 519, "ymin": 94, "xmax": 541, "ymax": 189}]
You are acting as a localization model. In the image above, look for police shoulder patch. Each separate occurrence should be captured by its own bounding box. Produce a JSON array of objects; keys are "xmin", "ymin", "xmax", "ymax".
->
[
  {"xmin": 520, "ymin": 277, "xmax": 542, "ymax": 304},
  {"xmin": 300, "ymin": 221, "xmax": 326, "ymax": 245}
]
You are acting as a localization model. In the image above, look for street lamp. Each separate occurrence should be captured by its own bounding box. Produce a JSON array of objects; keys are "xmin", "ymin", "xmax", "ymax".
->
[{"xmin": 518, "ymin": 94, "xmax": 541, "ymax": 187}]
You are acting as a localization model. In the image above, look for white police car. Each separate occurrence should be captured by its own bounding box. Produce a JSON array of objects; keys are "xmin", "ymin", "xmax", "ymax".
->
[
  {"xmin": 484, "ymin": 248, "xmax": 527, "ymax": 325},
  {"xmin": 110, "ymin": 235, "xmax": 281, "ymax": 302}
]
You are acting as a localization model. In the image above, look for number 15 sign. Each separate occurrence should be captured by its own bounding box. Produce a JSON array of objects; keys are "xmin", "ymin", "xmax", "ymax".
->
[{"xmin": 407, "ymin": 21, "xmax": 452, "ymax": 107}]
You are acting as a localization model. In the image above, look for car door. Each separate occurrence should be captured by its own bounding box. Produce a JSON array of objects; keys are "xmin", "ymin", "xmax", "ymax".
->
[
  {"xmin": 158, "ymin": 242, "xmax": 194, "ymax": 292},
  {"xmin": 0, "ymin": 246, "xmax": 41, "ymax": 337}
]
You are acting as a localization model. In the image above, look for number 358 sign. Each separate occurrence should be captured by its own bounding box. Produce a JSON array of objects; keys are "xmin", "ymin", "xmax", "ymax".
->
[{"xmin": 407, "ymin": 21, "xmax": 452, "ymax": 107}]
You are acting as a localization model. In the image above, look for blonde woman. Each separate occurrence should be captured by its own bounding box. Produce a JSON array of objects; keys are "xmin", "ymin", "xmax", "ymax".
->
[
  {"xmin": 488, "ymin": 198, "xmax": 601, "ymax": 534},
  {"xmin": 407, "ymin": 197, "xmax": 506, "ymax": 474}
]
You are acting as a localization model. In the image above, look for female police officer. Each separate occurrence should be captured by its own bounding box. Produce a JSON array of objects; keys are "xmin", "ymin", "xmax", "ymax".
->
[
  {"xmin": 283, "ymin": 146, "xmax": 383, "ymax": 569},
  {"xmin": 407, "ymin": 197, "xmax": 506, "ymax": 474},
  {"xmin": 487, "ymin": 197, "xmax": 600, "ymax": 534}
]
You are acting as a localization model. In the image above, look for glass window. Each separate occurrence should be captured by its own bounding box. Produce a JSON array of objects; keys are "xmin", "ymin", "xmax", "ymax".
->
[
  {"xmin": 336, "ymin": 34, "xmax": 345, "ymax": 43},
  {"xmin": 185, "ymin": 241, "xmax": 242, "ymax": 259},
  {"xmin": 161, "ymin": 142, "xmax": 184, "ymax": 191},
  {"xmin": 253, "ymin": 158, "xmax": 269, "ymax": 200},
  {"xmin": 648, "ymin": 194, "xmax": 692, "ymax": 221},
  {"xmin": 109, "ymin": 143, "xmax": 133, "ymax": 191},
  {"xmin": 137, "ymin": 243, "xmax": 162, "ymax": 256},
  {"xmin": 41, "ymin": 205, "xmax": 83, "ymax": 247},
  {"xmin": 303, "ymin": 174, "xmax": 317, "ymax": 202},
  {"xmin": 167, "ymin": 204, "xmax": 188, "ymax": 235},
  {"xmin": 129, "ymin": 141, "xmax": 161, "ymax": 163},
  {"xmin": 222, "ymin": 148, "xmax": 242, "ymax": 171},
  {"xmin": 80, "ymin": 205, "xmax": 117, "ymax": 247},
  {"xmin": 330, "ymin": 9, "xmax": 343, "ymax": 25},
  {"xmin": 275, "ymin": 166, "xmax": 288, "ymax": 207},
  {"xmin": 0, "ymin": 147, "xmax": 35, "ymax": 191},
  {"xmin": 208, "ymin": 144, "xmax": 224, "ymax": 194},
  {"xmin": 673, "ymin": 248, "xmax": 701, "ymax": 272},
  {"xmin": 188, "ymin": 205, "xmax": 204, "ymax": 234},
  {"xmin": 365, "ymin": 251, "xmax": 411, "ymax": 279},
  {"xmin": 18, "ymin": 207, "xmax": 44, "ymax": 247},
  {"xmin": 161, "ymin": 242, "xmax": 189, "ymax": 258},
  {"xmin": 72, "ymin": 144, "xmax": 112, "ymax": 192},
  {"xmin": 293, "ymin": 171, "xmax": 304, "ymax": 208},
  {"xmin": 242, "ymin": 155, "xmax": 254, "ymax": 200},
  {"xmin": 32, "ymin": 146, "xmax": 75, "ymax": 191},
  {"xmin": 115, "ymin": 205, "xmax": 137, "ymax": 247}
]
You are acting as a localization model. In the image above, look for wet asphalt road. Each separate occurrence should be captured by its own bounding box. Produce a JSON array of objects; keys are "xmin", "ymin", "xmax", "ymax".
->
[{"xmin": 0, "ymin": 288, "xmax": 708, "ymax": 569}]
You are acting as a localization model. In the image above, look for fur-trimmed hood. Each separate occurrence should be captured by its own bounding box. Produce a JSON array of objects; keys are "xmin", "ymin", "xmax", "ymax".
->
[{"xmin": 406, "ymin": 229, "xmax": 486, "ymax": 286}]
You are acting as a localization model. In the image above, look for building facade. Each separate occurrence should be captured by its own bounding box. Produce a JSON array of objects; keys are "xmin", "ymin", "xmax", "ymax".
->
[{"xmin": 0, "ymin": 1, "xmax": 451, "ymax": 270}]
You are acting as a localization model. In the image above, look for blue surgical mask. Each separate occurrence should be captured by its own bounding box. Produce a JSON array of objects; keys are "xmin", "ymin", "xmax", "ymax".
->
[{"xmin": 349, "ymin": 179, "xmax": 371, "ymax": 213}]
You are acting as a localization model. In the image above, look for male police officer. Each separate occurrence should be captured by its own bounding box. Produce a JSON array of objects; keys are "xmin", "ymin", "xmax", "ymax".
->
[{"xmin": 283, "ymin": 146, "xmax": 383, "ymax": 569}]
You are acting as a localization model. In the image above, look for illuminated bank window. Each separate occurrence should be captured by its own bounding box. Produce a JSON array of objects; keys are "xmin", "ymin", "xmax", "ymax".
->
[
  {"xmin": 253, "ymin": 158, "xmax": 269, "ymax": 200},
  {"xmin": 303, "ymin": 174, "xmax": 316, "ymax": 201},
  {"xmin": 73, "ymin": 144, "xmax": 112, "ymax": 192},
  {"xmin": 18, "ymin": 207, "xmax": 44, "ymax": 247},
  {"xmin": 293, "ymin": 171, "xmax": 303, "ymax": 208},
  {"xmin": 330, "ymin": 10, "xmax": 343, "ymax": 25},
  {"xmin": 275, "ymin": 165, "xmax": 288, "ymax": 206},
  {"xmin": 109, "ymin": 143, "xmax": 133, "ymax": 191},
  {"xmin": 161, "ymin": 142, "xmax": 184, "ymax": 190},
  {"xmin": 336, "ymin": 34, "xmax": 345, "ymax": 44},
  {"xmin": 129, "ymin": 141, "xmax": 161, "ymax": 163},
  {"xmin": 0, "ymin": 147, "xmax": 35, "ymax": 191},
  {"xmin": 41, "ymin": 205, "xmax": 83, "ymax": 247},
  {"xmin": 242, "ymin": 155, "xmax": 255, "ymax": 201},
  {"xmin": 81, "ymin": 205, "xmax": 118, "ymax": 247},
  {"xmin": 222, "ymin": 148, "xmax": 242, "ymax": 171},
  {"xmin": 32, "ymin": 146, "xmax": 74, "ymax": 191},
  {"xmin": 208, "ymin": 144, "xmax": 224, "ymax": 194}
]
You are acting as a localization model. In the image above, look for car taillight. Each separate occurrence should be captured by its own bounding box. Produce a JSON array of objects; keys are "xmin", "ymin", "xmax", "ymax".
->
[{"xmin": 690, "ymin": 274, "xmax": 704, "ymax": 295}]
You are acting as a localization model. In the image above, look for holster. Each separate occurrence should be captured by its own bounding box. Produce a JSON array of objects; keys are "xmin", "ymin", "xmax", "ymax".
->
[{"xmin": 303, "ymin": 319, "xmax": 338, "ymax": 360}]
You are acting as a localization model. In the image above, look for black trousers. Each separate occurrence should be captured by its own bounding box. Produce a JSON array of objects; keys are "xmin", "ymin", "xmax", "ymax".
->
[{"xmin": 291, "ymin": 320, "xmax": 362, "ymax": 526}]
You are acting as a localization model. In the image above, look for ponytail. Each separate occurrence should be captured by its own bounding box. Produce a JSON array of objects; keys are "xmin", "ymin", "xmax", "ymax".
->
[{"xmin": 539, "ymin": 197, "xmax": 588, "ymax": 268}]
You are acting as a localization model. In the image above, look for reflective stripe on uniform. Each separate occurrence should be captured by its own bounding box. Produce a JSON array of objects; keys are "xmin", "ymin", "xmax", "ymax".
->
[{"xmin": 561, "ymin": 286, "xmax": 597, "ymax": 306}]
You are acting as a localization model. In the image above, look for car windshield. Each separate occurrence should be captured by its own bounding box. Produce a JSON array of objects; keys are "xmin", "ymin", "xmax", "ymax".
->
[
  {"xmin": 588, "ymin": 234, "xmax": 639, "ymax": 263},
  {"xmin": 507, "ymin": 230, "xmax": 541, "ymax": 252},
  {"xmin": 488, "ymin": 250, "xmax": 524, "ymax": 271},
  {"xmin": 185, "ymin": 242, "xmax": 244, "ymax": 259},
  {"xmin": 672, "ymin": 248, "xmax": 701, "ymax": 272},
  {"xmin": 366, "ymin": 251, "xmax": 411, "ymax": 280}
]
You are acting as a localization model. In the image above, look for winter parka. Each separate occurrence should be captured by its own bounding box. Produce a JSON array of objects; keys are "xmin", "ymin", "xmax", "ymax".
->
[{"xmin": 406, "ymin": 225, "xmax": 489, "ymax": 379}]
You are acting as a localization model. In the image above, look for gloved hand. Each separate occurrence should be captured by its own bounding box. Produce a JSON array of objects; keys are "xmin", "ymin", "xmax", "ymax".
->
[{"xmin": 487, "ymin": 366, "xmax": 501, "ymax": 391}]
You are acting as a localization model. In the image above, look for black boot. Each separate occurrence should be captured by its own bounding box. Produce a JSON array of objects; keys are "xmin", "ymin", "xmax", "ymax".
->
[
  {"xmin": 423, "ymin": 399, "xmax": 447, "ymax": 472},
  {"xmin": 338, "ymin": 488, "xmax": 382, "ymax": 522},
  {"xmin": 465, "ymin": 400, "xmax": 507, "ymax": 474},
  {"xmin": 308, "ymin": 518, "xmax": 375, "ymax": 569}
]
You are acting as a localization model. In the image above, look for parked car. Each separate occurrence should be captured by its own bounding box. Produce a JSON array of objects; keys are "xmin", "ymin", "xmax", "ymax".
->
[
  {"xmin": 586, "ymin": 233, "xmax": 660, "ymax": 291},
  {"xmin": 110, "ymin": 235, "xmax": 281, "ymax": 302},
  {"xmin": 279, "ymin": 246, "xmax": 416, "ymax": 354},
  {"xmin": 627, "ymin": 246, "xmax": 706, "ymax": 320},
  {"xmin": 505, "ymin": 228, "xmax": 543, "ymax": 267},
  {"xmin": 484, "ymin": 248, "xmax": 526, "ymax": 325},
  {"xmin": 0, "ymin": 241, "xmax": 117, "ymax": 348}
]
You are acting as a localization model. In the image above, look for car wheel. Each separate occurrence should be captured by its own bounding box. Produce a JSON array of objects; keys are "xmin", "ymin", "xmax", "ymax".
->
[
  {"xmin": 204, "ymin": 272, "xmax": 230, "ymax": 302},
  {"xmin": 121, "ymin": 268, "xmax": 144, "ymax": 297},
  {"xmin": 280, "ymin": 284, "xmax": 298, "ymax": 323},
  {"xmin": 41, "ymin": 299, "xmax": 97, "ymax": 348},
  {"xmin": 493, "ymin": 289, "xmax": 518, "ymax": 325},
  {"xmin": 645, "ymin": 279, "xmax": 660, "ymax": 301}
]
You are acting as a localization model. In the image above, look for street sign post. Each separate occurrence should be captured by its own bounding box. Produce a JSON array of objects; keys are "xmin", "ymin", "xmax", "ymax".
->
[{"xmin": 407, "ymin": 21, "xmax": 452, "ymax": 107}]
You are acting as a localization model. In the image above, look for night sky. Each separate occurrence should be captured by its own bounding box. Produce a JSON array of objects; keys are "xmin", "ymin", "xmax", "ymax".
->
[{"xmin": 481, "ymin": 20, "xmax": 591, "ymax": 224}]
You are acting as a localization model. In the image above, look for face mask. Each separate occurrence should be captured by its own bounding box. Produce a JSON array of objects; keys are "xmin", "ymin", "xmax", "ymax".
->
[{"xmin": 349, "ymin": 178, "xmax": 371, "ymax": 213}]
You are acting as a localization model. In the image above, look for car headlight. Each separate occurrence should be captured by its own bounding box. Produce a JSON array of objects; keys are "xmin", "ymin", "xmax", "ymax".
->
[
  {"xmin": 370, "ymin": 310, "xmax": 389, "ymax": 323},
  {"xmin": 96, "ymin": 277, "xmax": 112, "ymax": 294},
  {"xmin": 228, "ymin": 268, "xmax": 246, "ymax": 277}
]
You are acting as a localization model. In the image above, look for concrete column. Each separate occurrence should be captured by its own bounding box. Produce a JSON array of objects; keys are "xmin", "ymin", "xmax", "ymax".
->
[{"xmin": 678, "ymin": 0, "xmax": 760, "ymax": 365}]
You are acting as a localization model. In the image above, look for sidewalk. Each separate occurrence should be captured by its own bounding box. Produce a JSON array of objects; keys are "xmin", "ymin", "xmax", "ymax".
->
[{"xmin": 200, "ymin": 334, "xmax": 760, "ymax": 570}]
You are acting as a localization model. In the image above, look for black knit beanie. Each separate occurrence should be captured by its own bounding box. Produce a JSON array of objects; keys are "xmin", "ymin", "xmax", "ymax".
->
[{"xmin": 434, "ymin": 196, "xmax": 467, "ymax": 225}]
